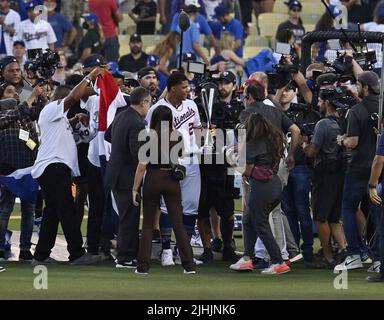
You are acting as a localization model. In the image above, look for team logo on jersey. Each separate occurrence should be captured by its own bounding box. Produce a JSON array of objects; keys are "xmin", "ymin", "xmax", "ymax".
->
[{"xmin": 174, "ymin": 107, "xmax": 195, "ymax": 129}]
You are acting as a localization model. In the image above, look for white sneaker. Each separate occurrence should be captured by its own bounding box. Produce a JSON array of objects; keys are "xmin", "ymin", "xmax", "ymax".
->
[
  {"xmin": 334, "ymin": 255, "xmax": 363, "ymax": 271},
  {"xmin": 184, "ymin": 270, "xmax": 196, "ymax": 274},
  {"xmin": 161, "ymin": 249, "xmax": 175, "ymax": 266},
  {"xmin": 174, "ymin": 253, "xmax": 203, "ymax": 266},
  {"xmin": 229, "ymin": 257, "xmax": 253, "ymax": 271},
  {"xmin": 134, "ymin": 269, "xmax": 148, "ymax": 275},
  {"xmin": 367, "ymin": 261, "xmax": 381, "ymax": 273},
  {"xmin": 261, "ymin": 263, "xmax": 290, "ymax": 275}
]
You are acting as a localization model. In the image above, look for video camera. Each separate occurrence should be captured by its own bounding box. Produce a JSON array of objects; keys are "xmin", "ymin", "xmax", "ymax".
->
[
  {"xmin": 26, "ymin": 48, "xmax": 60, "ymax": 81},
  {"xmin": 320, "ymin": 87, "xmax": 357, "ymax": 118},
  {"xmin": 286, "ymin": 102, "xmax": 321, "ymax": 137}
]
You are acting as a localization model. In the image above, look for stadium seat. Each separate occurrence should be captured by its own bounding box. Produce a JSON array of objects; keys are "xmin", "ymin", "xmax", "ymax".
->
[
  {"xmin": 119, "ymin": 14, "xmax": 136, "ymax": 35},
  {"xmin": 141, "ymin": 34, "xmax": 164, "ymax": 50},
  {"xmin": 301, "ymin": 2, "xmax": 326, "ymax": 15},
  {"xmin": 258, "ymin": 13, "xmax": 288, "ymax": 39},
  {"xmin": 273, "ymin": 0, "xmax": 289, "ymax": 14},
  {"xmin": 243, "ymin": 46, "xmax": 264, "ymax": 59},
  {"xmin": 301, "ymin": 13, "xmax": 321, "ymax": 25},
  {"xmin": 245, "ymin": 36, "xmax": 269, "ymax": 48},
  {"xmin": 304, "ymin": 24, "xmax": 316, "ymax": 33}
]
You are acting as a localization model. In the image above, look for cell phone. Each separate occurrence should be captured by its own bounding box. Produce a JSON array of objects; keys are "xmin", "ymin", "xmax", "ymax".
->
[{"xmin": 275, "ymin": 42, "xmax": 292, "ymax": 55}]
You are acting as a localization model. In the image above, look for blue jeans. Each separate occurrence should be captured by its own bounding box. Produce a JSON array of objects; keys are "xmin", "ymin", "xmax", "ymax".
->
[
  {"xmin": 282, "ymin": 165, "xmax": 313, "ymax": 259},
  {"xmin": 0, "ymin": 186, "xmax": 34, "ymax": 251},
  {"xmin": 342, "ymin": 175, "xmax": 369, "ymax": 255},
  {"xmin": 103, "ymin": 37, "xmax": 120, "ymax": 63},
  {"xmin": 369, "ymin": 184, "xmax": 383, "ymax": 261}
]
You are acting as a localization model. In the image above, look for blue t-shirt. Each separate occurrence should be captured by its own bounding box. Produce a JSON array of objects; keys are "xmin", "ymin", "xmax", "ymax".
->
[
  {"xmin": 48, "ymin": 12, "xmax": 73, "ymax": 48},
  {"xmin": 376, "ymin": 134, "xmax": 384, "ymax": 156},
  {"xmin": 211, "ymin": 18, "xmax": 244, "ymax": 57},
  {"xmin": 158, "ymin": 70, "xmax": 168, "ymax": 92},
  {"xmin": 171, "ymin": 18, "xmax": 201, "ymax": 60},
  {"xmin": 171, "ymin": 13, "xmax": 212, "ymax": 36},
  {"xmin": 19, "ymin": 0, "xmax": 44, "ymax": 21}
]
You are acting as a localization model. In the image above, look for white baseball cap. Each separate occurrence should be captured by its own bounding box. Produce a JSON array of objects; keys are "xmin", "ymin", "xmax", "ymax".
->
[{"xmin": 184, "ymin": 0, "xmax": 200, "ymax": 8}]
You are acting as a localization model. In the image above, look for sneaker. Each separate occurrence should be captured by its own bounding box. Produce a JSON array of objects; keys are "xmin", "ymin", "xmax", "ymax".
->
[
  {"xmin": 252, "ymin": 258, "xmax": 269, "ymax": 270},
  {"xmin": 334, "ymin": 249, "xmax": 348, "ymax": 264},
  {"xmin": 31, "ymin": 257, "xmax": 59, "ymax": 266},
  {"xmin": 367, "ymin": 261, "xmax": 381, "ymax": 273},
  {"xmin": 0, "ymin": 251, "xmax": 6, "ymax": 262},
  {"xmin": 135, "ymin": 269, "xmax": 148, "ymax": 275},
  {"xmin": 222, "ymin": 246, "xmax": 239, "ymax": 262},
  {"xmin": 198, "ymin": 249, "xmax": 214, "ymax": 264},
  {"xmin": 211, "ymin": 238, "xmax": 223, "ymax": 253},
  {"xmin": 261, "ymin": 262, "xmax": 290, "ymax": 275},
  {"xmin": 19, "ymin": 250, "xmax": 34, "ymax": 262},
  {"xmin": 190, "ymin": 233, "xmax": 203, "ymax": 247},
  {"xmin": 360, "ymin": 247, "xmax": 371, "ymax": 263},
  {"xmin": 366, "ymin": 275, "xmax": 384, "ymax": 283},
  {"xmin": 161, "ymin": 249, "xmax": 175, "ymax": 266},
  {"xmin": 71, "ymin": 253, "xmax": 101, "ymax": 265},
  {"xmin": 289, "ymin": 253, "xmax": 303, "ymax": 263},
  {"xmin": 194, "ymin": 258, "xmax": 203, "ymax": 265},
  {"xmin": 33, "ymin": 217, "xmax": 42, "ymax": 234},
  {"xmin": 0, "ymin": 266, "xmax": 5, "ymax": 273},
  {"xmin": 116, "ymin": 259, "xmax": 138, "ymax": 269},
  {"xmin": 183, "ymin": 269, "xmax": 196, "ymax": 274},
  {"xmin": 229, "ymin": 257, "xmax": 253, "ymax": 271},
  {"xmin": 284, "ymin": 260, "xmax": 292, "ymax": 268},
  {"xmin": 334, "ymin": 255, "xmax": 363, "ymax": 271}
]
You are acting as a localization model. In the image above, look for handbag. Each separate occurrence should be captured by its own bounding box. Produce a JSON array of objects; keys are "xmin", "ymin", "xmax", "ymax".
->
[
  {"xmin": 170, "ymin": 164, "xmax": 187, "ymax": 181},
  {"xmin": 251, "ymin": 165, "xmax": 273, "ymax": 182}
]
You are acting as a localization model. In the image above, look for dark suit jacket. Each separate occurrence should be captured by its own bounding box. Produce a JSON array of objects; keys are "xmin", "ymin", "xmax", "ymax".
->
[{"xmin": 105, "ymin": 106, "xmax": 145, "ymax": 190}]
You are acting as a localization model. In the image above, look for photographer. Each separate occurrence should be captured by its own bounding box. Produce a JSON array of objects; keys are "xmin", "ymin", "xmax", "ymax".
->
[
  {"xmin": 0, "ymin": 82, "xmax": 45, "ymax": 262},
  {"xmin": 0, "ymin": 56, "xmax": 32, "ymax": 103},
  {"xmin": 197, "ymin": 71, "xmax": 240, "ymax": 263},
  {"xmin": 335, "ymin": 71, "xmax": 381, "ymax": 272},
  {"xmin": 303, "ymin": 90, "xmax": 347, "ymax": 268}
]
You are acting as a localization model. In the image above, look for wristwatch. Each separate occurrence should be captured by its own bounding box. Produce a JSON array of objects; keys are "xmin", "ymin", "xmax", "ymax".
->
[{"xmin": 368, "ymin": 184, "xmax": 377, "ymax": 189}]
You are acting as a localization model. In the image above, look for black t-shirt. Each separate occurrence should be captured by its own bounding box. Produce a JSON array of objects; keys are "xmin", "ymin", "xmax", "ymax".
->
[
  {"xmin": 346, "ymin": 94, "xmax": 379, "ymax": 178},
  {"xmin": 78, "ymin": 28, "xmax": 102, "ymax": 57},
  {"xmin": 132, "ymin": 0, "xmax": 157, "ymax": 35},
  {"xmin": 239, "ymin": 102, "xmax": 293, "ymax": 134},
  {"xmin": 246, "ymin": 135, "xmax": 273, "ymax": 167},
  {"xmin": 276, "ymin": 20, "xmax": 305, "ymax": 45},
  {"xmin": 348, "ymin": 0, "xmax": 378, "ymax": 24},
  {"xmin": 118, "ymin": 53, "xmax": 149, "ymax": 73}
]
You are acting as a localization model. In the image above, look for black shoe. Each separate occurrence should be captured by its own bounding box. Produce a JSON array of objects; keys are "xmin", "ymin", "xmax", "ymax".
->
[
  {"xmin": 19, "ymin": 250, "xmax": 34, "ymax": 261},
  {"xmin": 116, "ymin": 259, "xmax": 138, "ymax": 268},
  {"xmin": 222, "ymin": 246, "xmax": 239, "ymax": 262},
  {"xmin": 367, "ymin": 275, "xmax": 384, "ymax": 283},
  {"xmin": 211, "ymin": 238, "xmax": 223, "ymax": 253},
  {"xmin": 0, "ymin": 251, "xmax": 6, "ymax": 262},
  {"xmin": 198, "ymin": 250, "xmax": 214, "ymax": 263},
  {"xmin": 334, "ymin": 249, "xmax": 348, "ymax": 264}
]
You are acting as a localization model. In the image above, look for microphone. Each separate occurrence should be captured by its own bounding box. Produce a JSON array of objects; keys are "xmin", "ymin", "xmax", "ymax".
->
[{"xmin": 178, "ymin": 11, "xmax": 190, "ymax": 32}]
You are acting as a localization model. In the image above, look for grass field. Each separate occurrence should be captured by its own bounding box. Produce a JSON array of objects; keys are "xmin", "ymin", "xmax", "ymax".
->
[{"xmin": 0, "ymin": 258, "xmax": 383, "ymax": 300}]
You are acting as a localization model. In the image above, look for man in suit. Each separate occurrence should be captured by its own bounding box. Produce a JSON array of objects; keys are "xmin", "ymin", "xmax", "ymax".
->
[{"xmin": 105, "ymin": 87, "xmax": 152, "ymax": 268}]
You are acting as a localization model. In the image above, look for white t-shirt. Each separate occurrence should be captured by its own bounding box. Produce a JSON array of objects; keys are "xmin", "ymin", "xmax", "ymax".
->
[
  {"xmin": 0, "ymin": 9, "xmax": 21, "ymax": 56},
  {"xmin": 362, "ymin": 22, "xmax": 384, "ymax": 69},
  {"xmin": 202, "ymin": 0, "xmax": 221, "ymax": 21},
  {"xmin": 32, "ymin": 99, "xmax": 79, "ymax": 179},
  {"xmin": 15, "ymin": 18, "xmax": 57, "ymax": 50},
  {"xmin": 80, "ymin": 95, "xmax": 101, "ymax": 167},
  {"xmin": 145, "ymin": 98, "xmax": 202, "ymax": 158}
]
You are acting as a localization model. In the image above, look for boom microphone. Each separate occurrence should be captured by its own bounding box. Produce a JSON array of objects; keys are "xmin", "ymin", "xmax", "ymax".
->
[{"xmin": 178, "ymin": 11, "xmax": 190, "ymax": 32}]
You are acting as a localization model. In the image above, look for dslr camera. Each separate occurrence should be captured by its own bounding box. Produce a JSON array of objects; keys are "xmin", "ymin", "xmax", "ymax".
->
[{"xmin": 26, "ymin": 48, "xmax": 60, "ymax": 81}]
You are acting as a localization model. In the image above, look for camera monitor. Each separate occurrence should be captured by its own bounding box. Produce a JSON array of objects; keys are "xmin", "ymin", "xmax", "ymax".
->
[
  {"xmin": 275, "ymin": 42, "xmax": 291, "ymax": 55},
  {"xmin": 327, "ymin": 39, "xmax": 343, "ymax": 51},
  {"xmin": 27, "ymin": 48, "xmax": 43, "ymax": 61},
  {"xmin": 187, "ymin": 61, "xmax": 206, "ymax": 75}
]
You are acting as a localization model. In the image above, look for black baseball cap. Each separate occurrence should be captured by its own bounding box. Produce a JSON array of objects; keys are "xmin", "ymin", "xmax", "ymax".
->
[
  {"xmin": 138, "ymin": 66, "xmax": 157, "ymax": 80},
  {"xmin": 0, "ymin": 56, "xmax": 18, "ymax": 70},
  {"xmin": 13, "ymin": 41, "xmax": 25, "ymax": 48},
  {"xmin": 219, "ymin": 71, "xmax": 236, "ymax": 83},
  {"xmin": 82, "ymin": 54, "xmax": 107, "ymax": 68},
  {"xmin": 130, "ymin": 34, "xmax": 142, "ymax": 43},
  {"xmin": 358, "ymin": 71, "xmax": 380, "ymax": 94},
  {"xmin": 182, "ymin": 52, "xmax": 197, "ymax": 62}
]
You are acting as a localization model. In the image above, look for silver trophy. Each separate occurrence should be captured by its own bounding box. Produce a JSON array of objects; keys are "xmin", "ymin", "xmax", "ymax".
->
[{"xmin": 201, "ymin": 87, "xmax": 216, "ymax": 155}]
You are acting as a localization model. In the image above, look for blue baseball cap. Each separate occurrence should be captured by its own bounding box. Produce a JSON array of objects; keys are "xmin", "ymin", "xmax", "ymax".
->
[
  {"xmin": 26, "ymin": 1, "xmax": 37, "ymax": 10},
  {"xmin": 82, "ymin": 54, "xmax": 107, "ymax": 68},
  {"xmin": 284, "ymin": 0, "xmax": 302, "ymax": 10},
  {"xmin": 214, "ymin": 4, "xmax": 229, "ymax": 18},
  {"xmin": 108, "ymin": 61, "xmax": 124, "ymax": 79},
  {"xmin": 147, "ymin": 54, "xmax": 160, "ymax": 66},
  {"xmin": 375, "ymin": 2, "xmax": 384, "ymax": 19},
  {"xmin": 182, "ymin": 52, "xmax": 197, "ymax": 62},
  {"xmin": 82, "ymin": 13, "xmax": 99, "ymax": 25},
  {"xmin": 0, "ymin": 56, "xmax": 18, "ymax": 70},
  {"xmin": 328, "ymin": 5, "xmax": 342, "ymax": 17}
]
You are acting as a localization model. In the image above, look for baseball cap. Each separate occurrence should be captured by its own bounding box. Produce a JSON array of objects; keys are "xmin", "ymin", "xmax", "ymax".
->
[
  {"xmin": 375, "ymin": 2, "xmax": 384, "ymax": 19},
  {"xmin": 184, "ymin": 0, "xmax": 200, "ymax": 7},
  {"xmin": 108, "ymin": 61, "xmax": 124, "ymax": 79},
  {"xmin": 147, "ymin": 54, "xmax": 160, "ymax": 67},
  {"xmin": 13, "ymin": 41, "xmax": 25, "ymax": 48},
  {"xmin": 214, "ymin": 4, "xmax": 229, "ymax": 18},
  {"xmin": 219, "ymin": 71, "xmax": 236, "ymax": 83},
  {"xmin": 182, "ymin": 52, "xmax": 197, "ymax": 62},
  {"xmin": 130, "ymin": 33, "xmax": 142, "ymax": 43},
  {"xmin": 26, "ymin": 1, "xmax": 37, "ymax": 10},
  {"xmin": 82, "ymin": 13, "xmax": 99, "ymax": 24},
  {"xmin": 358, "ymin": 71, "xmax": 380, "ymax": 94},
  {"xmin": 0, "ymin": 56, "xmax": 18, "ymax": 70},
  {"xmin": 82, "ymin": 54, "xmax": 107, "ymax": 68},
  {"xmin": 138, "ymin": 66, "xmax": 157, "ymax": 80},
  {"xmin": 284, "ymin": 0, "xmax": 302, "ymax": 10}
]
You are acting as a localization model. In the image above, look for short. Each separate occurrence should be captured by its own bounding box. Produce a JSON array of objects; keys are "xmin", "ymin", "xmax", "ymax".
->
[
  {"xmin": 312, "ymin": 170, "xmax": 344, "ymax": 223},
  {"xmin": 198, "ymin": 165, "xmax": 235, "ymax": 219}
]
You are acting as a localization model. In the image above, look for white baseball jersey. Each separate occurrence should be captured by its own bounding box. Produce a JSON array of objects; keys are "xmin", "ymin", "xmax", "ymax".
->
[{"xmin": 145, "ymin": 98, "xmax": 202, "ymax": 157}]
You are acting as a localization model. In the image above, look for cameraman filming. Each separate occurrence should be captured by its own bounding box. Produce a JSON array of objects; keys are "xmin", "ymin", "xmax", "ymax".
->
[
  {"xmin": 197, "ymin": 70, "xmax": 240, "ymax": 263},
  {"xmin": 303, "ymin": 89, "xmax": 347, "ymax": 268},
  {"xmin": 335, "ymin": 71, "xmax": 381, "ymax": 272}
]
